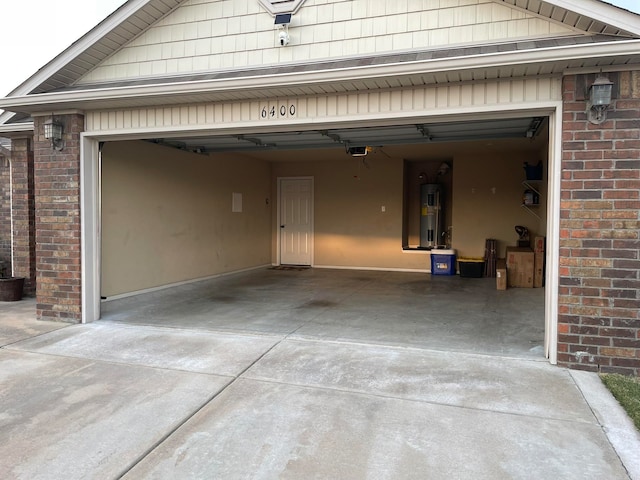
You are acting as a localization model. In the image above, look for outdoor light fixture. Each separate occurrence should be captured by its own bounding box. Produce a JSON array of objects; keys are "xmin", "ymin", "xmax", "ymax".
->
[
  {"xmin": 275, "ymin": 13, "xmax": 291, "ymax": 46},
  {"xmin": 43, "ymin": 117, "xmax": 64, "ymax": 151},
  {"xmin": 587, "ymin": 75, "xmax": 614, "ymax": 125}
]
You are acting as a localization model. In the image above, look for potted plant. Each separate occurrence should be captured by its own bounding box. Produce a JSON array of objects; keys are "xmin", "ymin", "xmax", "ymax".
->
[{"xmin": 0, "ymin": 259, "xmax": 25, "ymax": 302}]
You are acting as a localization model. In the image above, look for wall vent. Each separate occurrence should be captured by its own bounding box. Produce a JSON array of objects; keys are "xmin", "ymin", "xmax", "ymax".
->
[{"xmin": 257, "ymin": 0, "xmax": 307, "ymax": 15}]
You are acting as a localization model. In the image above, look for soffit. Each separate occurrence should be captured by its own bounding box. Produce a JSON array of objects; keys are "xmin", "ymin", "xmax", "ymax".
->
[{"xmin": 500, "ymin": 0, "xmax": 639, "ymax": 37}]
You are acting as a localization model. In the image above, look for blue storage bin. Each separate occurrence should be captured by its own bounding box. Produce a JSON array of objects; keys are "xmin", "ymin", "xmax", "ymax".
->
[{"xmin": 430, "ymin": 249, "xmax": 456, "ymax": 275}]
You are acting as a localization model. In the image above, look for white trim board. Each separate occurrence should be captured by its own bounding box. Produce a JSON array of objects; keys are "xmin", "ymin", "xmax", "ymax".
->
[
  {"xmin": 80, "ymin": 102, "xmax": 560, "ymax": 365},
  {"xmin": 314, "ymin": 265, "xmax": 430, "ymax": 274}
]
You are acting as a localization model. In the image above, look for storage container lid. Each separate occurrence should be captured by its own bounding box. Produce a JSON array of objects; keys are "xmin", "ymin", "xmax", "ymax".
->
[{"xmin": 431, "ymin": 249, "xmax": 455, "ymax": 255}]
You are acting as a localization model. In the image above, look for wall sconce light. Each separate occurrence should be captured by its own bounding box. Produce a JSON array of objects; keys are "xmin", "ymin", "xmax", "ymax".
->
[
  {"xmin": 43, "ymin": 118, "xmax": 64, "ymax": 151},
  {"xmin": 587, "ymin": 75, "xmax": 614, "ymax": 125}
]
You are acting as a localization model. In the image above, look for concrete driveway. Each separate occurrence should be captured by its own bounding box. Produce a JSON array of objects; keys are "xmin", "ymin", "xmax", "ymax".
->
[{"xmin": 1, "ymin": 294, "xmax": 640, "ymax": 479}]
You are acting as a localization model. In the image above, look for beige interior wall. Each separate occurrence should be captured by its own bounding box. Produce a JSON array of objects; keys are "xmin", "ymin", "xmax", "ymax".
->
[
  {"xmin": 269, "ymin": 139, "xmax": 547, "ymax": 269},
  {"xmin": 451, "ymin": 150, "xmax": 547, "ymax": 259},
  {"xmin": 101, "ymin": 140, "xmax": 271, "ymax": 297},
  {"xmin": 101, "ymin": 136, "xmax": 548, "ymax": 289},
  {"xmin": 271, "ymin": 150, "xmax": 432, "ymax": 271}
]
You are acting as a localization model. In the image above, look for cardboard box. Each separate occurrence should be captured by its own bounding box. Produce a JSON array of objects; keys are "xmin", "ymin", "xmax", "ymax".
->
[
  {"xmin": 496, "ymin": 259, "xmax": 507, "ymax": 290},
  {"xmin": 534, "ymin": 252, "xmax": 545, "ymax": 288},
  {"xmin": 506, "ymin": 247, "xmax": 534, "ymax": 288},
  {"xmin": 533, "ymin": 236, "xmax": 546, "ymax": 253}
]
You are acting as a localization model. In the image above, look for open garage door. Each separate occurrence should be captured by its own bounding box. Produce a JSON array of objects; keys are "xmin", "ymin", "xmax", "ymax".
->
[{"xmin": 92, "ymin": 111, "xmax": 555, "ymax": 361}]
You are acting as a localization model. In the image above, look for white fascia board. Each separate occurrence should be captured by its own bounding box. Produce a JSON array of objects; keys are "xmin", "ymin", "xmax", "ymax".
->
[
  {"xmin": 544, "ymin": 0, "xmax": 640, "ymax": 36},
  {"xmin": 1, "ymin": 39, "xmax": 640, "ymax": 113},
  {"xmin": 0, "ymin": 122, "xmax": 34, "ymax": 136},
  {"xmin": 5, "ymin": 0, "xmax": 154, "ymax": 99}
]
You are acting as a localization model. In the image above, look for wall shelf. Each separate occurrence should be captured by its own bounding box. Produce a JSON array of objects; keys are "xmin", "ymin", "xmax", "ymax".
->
[
  {"xmin": 521, "ymin": 180, "xmax": 541, "ymax": 219},
  {"xmin": 521, "ymin": 203, "xmax": 540, "ymax": 219},
  {"xmin": 522, "ymin": 180, "xmax": 541, "ymax": 195}
]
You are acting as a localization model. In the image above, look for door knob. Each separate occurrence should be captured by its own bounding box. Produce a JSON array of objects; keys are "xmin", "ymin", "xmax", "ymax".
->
[{"xmin": 280, "ymin": 225, "xmax": 285, "ymax": 228}]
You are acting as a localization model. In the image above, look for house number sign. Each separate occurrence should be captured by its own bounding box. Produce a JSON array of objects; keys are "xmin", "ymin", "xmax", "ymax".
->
[{"xmin": 259, "ymin": 101, "xmax": 297, "ymax": 120}]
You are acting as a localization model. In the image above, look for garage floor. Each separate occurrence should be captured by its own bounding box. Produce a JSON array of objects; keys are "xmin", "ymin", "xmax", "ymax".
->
[{"xmin": 101, "ymin": 267, "xmax": 545, "ymax": 359}]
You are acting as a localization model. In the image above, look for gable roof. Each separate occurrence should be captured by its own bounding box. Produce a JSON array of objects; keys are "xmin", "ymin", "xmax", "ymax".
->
[
  {"xmin": 1, "ymin": 0, "xmax": 640, "ymax": 123},
  {"xmin": 8, "ymin": 0, "xmax": 182, "ymax": 97}
]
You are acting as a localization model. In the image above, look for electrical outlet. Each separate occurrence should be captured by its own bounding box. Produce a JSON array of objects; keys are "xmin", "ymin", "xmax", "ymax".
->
[{"xmin": 381, "ymin": 205, "xmax": 386, "ymax": 212}]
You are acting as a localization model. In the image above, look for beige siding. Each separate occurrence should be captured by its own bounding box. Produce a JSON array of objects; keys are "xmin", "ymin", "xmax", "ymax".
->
[
  {"xmin": 78, "ymin": 0, "xmax": 578, "ymax": 85},
  {"xmin": 85, "ymin": 78, "xmax": 562, "ymax": 133}
]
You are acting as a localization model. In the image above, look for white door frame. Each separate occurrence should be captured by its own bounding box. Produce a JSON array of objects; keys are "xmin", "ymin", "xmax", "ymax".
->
[
  {"xmin": 80, "ymin": 103, "xmax": 562, "ymax": 365},
  {"xmin": 544, "ymin": 107, "xmax": 563, "ymax": 365},
  {"xmin": 80, "ymin": 134, "xmax": 101, "ymax": 323},
  {"xmin": 276, "ymin": 176, "xmax": 314, "ymax": 267}
]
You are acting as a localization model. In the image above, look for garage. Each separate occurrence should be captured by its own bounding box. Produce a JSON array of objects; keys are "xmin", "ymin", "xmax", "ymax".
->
[
  {"xmin": 95, "ymin": 113, "xmax": 549, "ymax": 358},
  {"xmin": 1, "ymin": 0, "xmax": 639, "ymax": 374},
  {"xmin": 100, "ymin": 116, "xmax": 550, "ymax": 295}
]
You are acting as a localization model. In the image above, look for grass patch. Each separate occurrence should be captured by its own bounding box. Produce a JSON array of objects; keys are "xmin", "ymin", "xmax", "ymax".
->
[{"xmin": 600, "ymin": 373, "xmax": 640, "ymax": 431}]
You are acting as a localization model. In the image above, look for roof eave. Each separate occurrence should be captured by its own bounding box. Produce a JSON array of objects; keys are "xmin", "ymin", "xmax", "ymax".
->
[
  {"xmin": 5, "ymin": 0, "xmax": 156, "ymax": 99},
  {"xmin": 0, "ymin": 122, "xmax": 35, "ymax": 137},
  {"xmin": 3, "ymin": 0, "xmax": 640, "ymax": 106},
  {"xmin": 542, "ymin": 0, "xmax": 640, "ymax": 36},
  {"xmin": 1, "ymin": 39, "xmax": 640, "ymax": 115}
]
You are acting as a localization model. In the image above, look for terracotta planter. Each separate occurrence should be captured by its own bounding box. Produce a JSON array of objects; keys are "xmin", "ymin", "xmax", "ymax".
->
[{"xmin": 0, "ymin": 277, "xmax": 25, "ymax": 302}]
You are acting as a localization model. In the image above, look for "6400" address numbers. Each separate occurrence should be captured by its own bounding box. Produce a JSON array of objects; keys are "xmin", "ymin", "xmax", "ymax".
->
[{"xmin": 259, "ymin": 101, "xmax": 297, "ymax": 120}]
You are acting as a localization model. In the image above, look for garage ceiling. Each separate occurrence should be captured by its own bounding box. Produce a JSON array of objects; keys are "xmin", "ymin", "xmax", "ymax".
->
[{"xmin": 150, "ymin": 116, "xmax": 545, "ymax": 154}]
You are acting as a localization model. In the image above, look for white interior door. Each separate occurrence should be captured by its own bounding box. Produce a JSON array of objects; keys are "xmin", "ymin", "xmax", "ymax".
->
[{"xmin": 279, "ymin": 177, "xmax": 313, "ymax": 266}]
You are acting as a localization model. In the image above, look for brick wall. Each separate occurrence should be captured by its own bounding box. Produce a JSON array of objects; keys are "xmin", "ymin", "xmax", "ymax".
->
[
  {"xmin": 10, "ymin": 138, "xmax": 36, "ymax": 294},
  {"xmin": 0, "ymin": 150, "xmax": 10, "ymax": 272},
  {"xmin": 560, "ymin": 71, "xmax": 640, "ymax": 376},
  {"xmin": 34, "ymin": 115, "xmax": 83, "ymax": 322}
]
